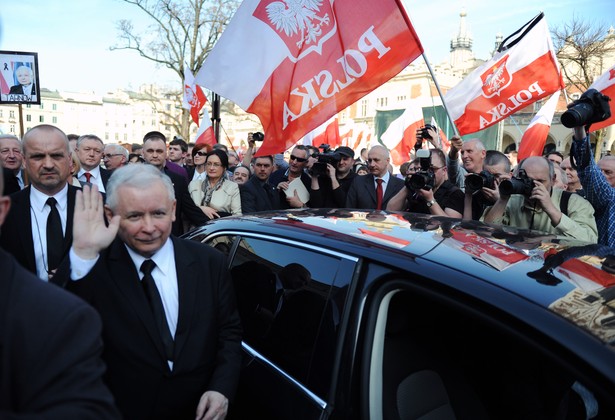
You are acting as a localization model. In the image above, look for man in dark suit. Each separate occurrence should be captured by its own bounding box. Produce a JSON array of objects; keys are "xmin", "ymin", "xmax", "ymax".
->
[
  {"xmin": 0, "ymin": 134, "xmax": 27, "ymax": 192},
  {"xmin": 75, "ymin": 134, "xmax": 112, "ymax": 192},
  {"xmin": 240, "ymin": 155, "xmax": 280, "ymax": 213},
  {"xmin": 346, "ymin": 145, "xmax": 404, "ymax": 210},
  {"xmin": 269, "ymin": 145, "xmax": 311, "ymax": 209},
  {"xmin": 0, "ymin": 124, "xmax": 78, "ymax": 280},
  {"xmin": 141, "ymin": 131, "xmax": 209, "ymax": 234},
  {"xmin": 55, "ymin": 164, "xmax": 242, "ymax": 420},
  {"xmin": 0, "ymin": 164, "xmax": 120, "ymax": 419}
]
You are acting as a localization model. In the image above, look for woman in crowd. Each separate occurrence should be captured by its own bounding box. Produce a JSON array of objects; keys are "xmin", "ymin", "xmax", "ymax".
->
[
  {"xmin": 188, "ymin": 149, "xmax": 242, "ymax": 219},
  {"xmin": 188, "ymin": 143, "xmax": 210, "ymax": 182}
]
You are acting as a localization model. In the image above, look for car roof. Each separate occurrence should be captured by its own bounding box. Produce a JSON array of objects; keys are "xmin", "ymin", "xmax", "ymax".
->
[{"xmin": 185, "ymin": 209, "xmax": 615, "ymax": 347}]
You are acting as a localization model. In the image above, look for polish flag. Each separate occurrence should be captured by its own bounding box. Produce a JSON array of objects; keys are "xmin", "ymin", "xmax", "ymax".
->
[
  {"xmin": 380, "ymin": 104, "xmax": 424, "ymax": 166},
  {"xmin": 194, "ymin": 97, "xmax": 216, "ymax": 146},
  {"xmin": 518, "ymin": 91, "xmax": 561, "ymax": 160},
  {"xmin": 182, "ymin": 67, "xmax": 207, "ymax": 126},
  {"xmin": 302, "ymin": 116, "xmax": 340, "ymax": 148},
  {"xmin": 444, "ymin": 13, "xmax": 563, "ymax": 136},
  {"xmin": 339, "ymin": 124, "xmax": 353, "ymax": 147},
  {"xmin": 352, "ymin": 123, "xmax": 372, "ymax": 152},
  {"xmin": 429, "ymin": 117, "xmax": 450, "ymax": 153},
  {"xmin": 587, "ymin": 64, "xmax": 615, "ymax": 132},
  {"xmin": 195, "ymin": 0, "xmax": 424, "ymax": 156}
]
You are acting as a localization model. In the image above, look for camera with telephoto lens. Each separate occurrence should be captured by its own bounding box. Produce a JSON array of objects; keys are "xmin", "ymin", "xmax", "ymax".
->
[
  {"xmin": 252, "ymin": 132, "xmax": 264, "ymax": 142},
  {"xmin": 498, "ymin": 169, "xmax": 534, "ymax": 196},
  {"xmin": 465, "ymin": 170, "xmax": 496, "ymax": 193},
  {"xmin": 311, "ymin": 144, "xmax": 341, "ymax": 177},
  {"xmin": 406, "ymin": 149, "xmax": 435, "ymax": 191},
  {"xmin": 560, "ymin": 89, "xmax": 611, "ymax": 128}
]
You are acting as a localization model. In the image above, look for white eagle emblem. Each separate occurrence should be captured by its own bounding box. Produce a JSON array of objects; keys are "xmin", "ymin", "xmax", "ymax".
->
[
  {"xmin": 266, "ymin": 0, "xmax": 331, "ymax": 49},
  {"xmin": 480, "ymin": 55, "xmax": 512, "ymax": 98}
]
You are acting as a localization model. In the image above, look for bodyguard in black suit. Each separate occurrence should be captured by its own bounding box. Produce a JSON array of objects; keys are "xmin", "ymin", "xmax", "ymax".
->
[
  {"xmin": 346, "ymin": 145, "xmax": 405, "ymax": 210},
  {"xmin": 0, "ymin": 124, "xmax": 78, "ymax": 280},
  {"xmin": 55, "ymin": 164, "xmax": 242, "ymax": 420},
  {"xmin": 240, "ymin": 155, "xmax": 280, "ymax": 213},
  {"xmin": 0, "ymin": 168, "xmax": 120, "ymax": 419}
]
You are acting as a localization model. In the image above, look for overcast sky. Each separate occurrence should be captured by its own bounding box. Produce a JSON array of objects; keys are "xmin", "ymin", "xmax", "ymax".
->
[{"xmin": 0, "ymin": 0, "xmax": 612, "ymax": 94}]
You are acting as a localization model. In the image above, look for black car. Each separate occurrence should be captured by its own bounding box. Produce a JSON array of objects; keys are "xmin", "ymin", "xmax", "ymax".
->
[{"xmin": 184, "ymin": 209, "xmax": 615, "ymax": 419}]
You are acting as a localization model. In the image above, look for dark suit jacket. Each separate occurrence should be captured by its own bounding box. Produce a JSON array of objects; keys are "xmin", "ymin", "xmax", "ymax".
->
[
  {"xmin": 240, "ymin": 176, "xmax": 281, "ymax": 213},
  {"xmin": 0, "ymin": 185, "xmax": 79, "ymax": 276},
  {"xmin": 8, "ymin": 83, "xmax": 36, "ymax": 95},
  {"xmin": 56, "ymin": 237, "xmax": 242, "ymax": 420},
  {"xmin": 164, "ymin": 168, "xmax": 209, "ymax": 235},
  {"xmin": 268, "ymin": 169, "xmax": 312, "ymax": 209},
  {"xmin": 346, "ymin": 174, "xmax": 405, "ymax": 210},
  {"xmin": 0, "ymin": 248, "xmax": 120, "ymax": 418},
  {"xmin": 2, "ymin": 168, "xmax": 20, "ymax": 196},
  {"xmin": 76, "ymin": 167, "xmax": 111, "ymax": 189}
]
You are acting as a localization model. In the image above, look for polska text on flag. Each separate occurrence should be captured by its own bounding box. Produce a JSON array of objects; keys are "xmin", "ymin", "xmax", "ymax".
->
[
  {"xmin": 196, "ymin": 0, "xmax": 424, "ymax": 156},
  {"xmin": 587, "ymin": 64, "xmax": 615, "ymax": 132},
  {"xmin": 444, "ymin": 13, "xmax": 563, "ymax": 136},
  {"xmin": 182, "ymin": 67, "xmax": 206, "ymax": 126},
  {"xmin": 380, "ymin": 103, "xmax": 424, "ymax": 166},
  {"xmin": 517, "ymin": 91, "xmax": 561, "ymax": 160}
]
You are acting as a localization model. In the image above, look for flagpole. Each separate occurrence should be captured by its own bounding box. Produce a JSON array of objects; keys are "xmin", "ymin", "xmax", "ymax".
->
[
  {"xmin": 422, "ymin": 53, "xmax": 460, "ymax": 137},
  {"xmin": 212, "ymin": 93, "xmax": 221, "ymax": 143}
]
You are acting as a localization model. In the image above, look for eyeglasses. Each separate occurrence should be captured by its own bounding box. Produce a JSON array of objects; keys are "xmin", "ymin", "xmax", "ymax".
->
[
  {"xmin": 430, "ymin": 165, "xmax": 445, "ymax": 171},
  {"xmin": 195, "ymin": 151, "xmax": 208, "ymax": 157},
  {"xmin": 103, "ymin": 153, "xmax": 123, "ymax": 159},
  {"xmin": 290, "ymin": 155, "xmax": 307, "ymax": 163},
  {"xmin": 205, "ymin": 161, "xmax": 222, "ymax": 168}
]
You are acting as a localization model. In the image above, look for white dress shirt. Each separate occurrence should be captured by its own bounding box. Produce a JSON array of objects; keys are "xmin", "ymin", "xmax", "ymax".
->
[{"xmin": 78, "ymin": 166, "xmax": 106, "ymax": 192}]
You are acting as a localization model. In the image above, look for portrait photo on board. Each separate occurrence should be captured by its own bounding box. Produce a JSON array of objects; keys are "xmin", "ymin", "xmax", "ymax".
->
[{"xmin": 0, "ymin": 51, "xmax": 40, "ymax": 105}]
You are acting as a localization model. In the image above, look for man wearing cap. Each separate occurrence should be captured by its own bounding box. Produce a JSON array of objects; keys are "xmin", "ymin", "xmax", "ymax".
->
[{"xmin": 310, "ymin": 146, "xmax": 357, "ymax": 208}]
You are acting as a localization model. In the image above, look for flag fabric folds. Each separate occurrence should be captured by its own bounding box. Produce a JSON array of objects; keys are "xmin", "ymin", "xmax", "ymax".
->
[
  {"xmin": 194, "ymin": 96, "xmax": 216, "ymax": 146},
  {"xmin": 196, "ymin": 0, "xmax": 424, "ymax": 156},
  {"xmin": 517, "ymin": 91, "xmax": 561, "ymax": 160},
  {"xmin": 301, "ymin": 116, "xmax": 340, "ymax": 148},
  {"xmin": 587, "ymin": 64, "xmax": 615, "ymax": 132},
  {"xmin": 380, "ymin": 104, "xmax": 424, "ymax": 166},
  {"xmin": 182, "ymin": 67, "xmax": 206, "ymax": 126},
  {"xmin": 444, "ymin": 13, "xmax": 563, "ymax": 136}
]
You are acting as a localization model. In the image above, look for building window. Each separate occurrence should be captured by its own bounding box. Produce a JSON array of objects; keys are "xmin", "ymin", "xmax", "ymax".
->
[
  {"xmin": 52, "ymin": 104, "xmax": 57, "ymax": 111},
  {"xmin": 52, "ymin": 116, "xmax": 58, "ymax": 124},
  {"xmin": 377, "ymin": 97, "xmax": 388, "ymax": 108},
  {"xmin": 39, "ymin": 116, "xmax": 44, "ymax": 122},
  {"xmin": 26, "ymin": 104, "xmax": 31, "ymax": 108},
  {"xmin": 361, "ymin": 99, "xmax": 368, "ymax": 116},
  {"xmin": 115, "ymin": 133, "xmax": 119, "ymax": 141},
  {"xmin": 397, "ymin": 95, "xmax": 407, "ymax": 103},
  {"xmin": 124, "ymin": 133, "xmax": 128, "ymax": 141},
  {"xmin": 26, "ymin": 115, "xmax": 31, "ymax": 122},
  {"xmin": 9, "ymin": 111, "xmax": 15, "ymax": 118},
  {"xmin": 40, "ymin": 103, "xmax": 44, "ymax": 109},
  {"xmin": 105, "ymin": 133, "xmax": 109, "ymax": 140},
  {"xmin": 10, "ymin": 125, "xmax": 15, "ymax": 133}
]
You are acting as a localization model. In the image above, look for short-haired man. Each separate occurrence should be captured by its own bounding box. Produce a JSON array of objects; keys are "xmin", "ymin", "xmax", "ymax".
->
[
  {"xmin": 75, "ymin": 134, "xmax": 111, "ymax": 192},
  {"xmin": 55, "ymin": 165, "xmax": 242, "ymax": 420},
  {"xmin": 482, "ymin": 156, "xmax": 597, "ymax": 243},
  {"xmin": 310, "ymin": 146, "xmax": 357, "ymax": 208},
  {"xmin": 598, "ymin": 155, "xmax": 615, "ymax": 187},
  {"xmin": 545, "ymin": 151, "xmax": 564, "ymax": 167},
  {"xmin": 561, "ymin": 156, "xmax": 585, "ymax": 197},
  {"xmin": 0, "ymin": 134, "xmax": 25, "ymax": 193},
  {"xmin": 168, "ymin": 138, "xmax": 188, "ymax": 168},
  {"xmin": 463, "ymin": 150, "xmax": 512, "ymax": 220},
  {"xmin": 447, "ymin": 137, "xmax": 487, "ymax": 190},
  {"xmin": 0, "ymin": 125, "xmax": 80, "ymax": 279},
  {"xmin": 142, "ymin": 131, "xmax": 208, "ymax": 235},
  {"xmin": 346, "ymin": 145, "xmax": 405, "ymax": 210},
  {"xmin": 0, "ymin": 163, "xmax": 120, "ymax": 419},
  {"xmin": 102, "ymin": 143, "xmax": 128, "ymax": 171},
  {"xmin": 269, "ymin": 145, "xmax": 312, "ymax": 209},
  {"xmin": 231, "ymin": 164, "xmax": 250, "ymax": 185},
  {"xmin": 387, "ymin": 148, "xmax": 464, "ymax": 217},
  {"xmin": 240, "ymin": 155, "xmax": 280, "ymax": 213}
]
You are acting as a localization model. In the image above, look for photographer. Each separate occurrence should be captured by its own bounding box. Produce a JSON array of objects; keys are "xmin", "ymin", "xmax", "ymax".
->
[
  {"xmin": 568, "ymin": 89, "xmax": 614, "ymax": 247},
  {"xmin": 482, "ymin": 156, "xmax": 597, "ymax": 242},
  {"xmin": 387, "ymin": 148, "xmax": 464, "ymax": 217},
  {"xmin": 310, "ymin": 146, "xmax": 356, "ymax": 208},
  {"xmin": 447, "ymin": 136, "xmax": 487, "ymax": 191}
]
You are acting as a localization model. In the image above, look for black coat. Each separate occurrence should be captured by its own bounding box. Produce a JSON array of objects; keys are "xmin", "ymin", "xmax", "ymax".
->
[
  {"xmin": 346, "ymin": 174, "xmax": 405, "ymax": 210},
  {"xmin": 240, "ymin": 176, "xmax": 281, "ymax": 213}
]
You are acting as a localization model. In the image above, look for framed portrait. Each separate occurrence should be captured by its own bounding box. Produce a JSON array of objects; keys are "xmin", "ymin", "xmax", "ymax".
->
[{"xmin": 0, "ymin": 50, "xmax": 40, "ymax": 105}]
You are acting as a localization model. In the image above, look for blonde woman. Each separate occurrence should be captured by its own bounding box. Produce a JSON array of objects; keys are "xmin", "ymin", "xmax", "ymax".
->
[{"xmin": 188, "ymin": 149, "xmax": 241, "ymax": 219}]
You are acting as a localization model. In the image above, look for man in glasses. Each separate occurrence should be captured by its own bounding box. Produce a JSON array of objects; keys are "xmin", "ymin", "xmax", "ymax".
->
[
  {"xmin": 102, "ymin": 144, "xmax": 129, "ymax": 171},
  {"xmin": 269, "ymin": 145, "xmax": 312, "ymax": 209}
]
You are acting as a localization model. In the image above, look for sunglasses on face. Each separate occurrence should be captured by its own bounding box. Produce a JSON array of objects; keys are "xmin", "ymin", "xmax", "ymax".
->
[
  {"xmin": 195, "ymin": 151, "xmax": 207, "ymax": 157},
  {"xmin": 290, "ymin": 155, "xmax": 307, "ymax": 163}
]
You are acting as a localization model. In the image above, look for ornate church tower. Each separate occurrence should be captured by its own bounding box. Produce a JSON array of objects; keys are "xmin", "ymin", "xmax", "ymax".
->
[{"xmin": 449, "ymin": 9, "xmax": 475, "ymax": 72}]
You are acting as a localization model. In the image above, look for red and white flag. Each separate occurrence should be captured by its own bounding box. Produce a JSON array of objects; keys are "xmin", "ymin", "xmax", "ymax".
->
[
  {"xmin": 429, "ymin": 117, "xmax": 450, "ymax": 153},
  {"xmin": 194, "ymin": 98, "xmax": 216, "ymax": 146},
  {"xmin": 196, "ymin": 0, "xmax": 424, "ymax": 156},
  {"xmin": 301, "ymin": 116, "xmax": 340, "ymax": 148},
  {"xmin": 587, "ymin": 64, "xmax": 615, "ymax": 132},
  {"xmin": 444, "ymin": 13, "xmax": 563, "ymax": 136},
  {"xmin": 182, "ymin": 67, "xmax": 206, "ymax": 126},
  {"xmin": 518, "ymin": 91, "xmax": 561, "ymax": 160},
  {"xmin": 380, "ymin": 104, "xmax": 424, "ymax": 165}
]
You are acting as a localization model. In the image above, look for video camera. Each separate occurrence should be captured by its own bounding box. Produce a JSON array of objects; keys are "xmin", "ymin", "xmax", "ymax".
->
[
  {"xmin": 312, "ymin": 144, "xmax": 341, "ymax": 177},
  {"xmin": 252, "ymin": 132, "xmax": 265, "ymax": 142},
  {"xmin": 465, "ymin": 170, "xmax": 496, "ymax": 193},
  {"xmin": 498, "ymin": 169, "xmax": 534, "ymax": 196},
  {"xmin": 561, "ymin": 89, "xmax": 611, "ymax": 128},
  {"xmin": 414, "ymin": 124, "xmax": 437, "ymax": 151},
  {"xmin": 406, "ymin": 149, "xmax": 435, "ymax": 191}
]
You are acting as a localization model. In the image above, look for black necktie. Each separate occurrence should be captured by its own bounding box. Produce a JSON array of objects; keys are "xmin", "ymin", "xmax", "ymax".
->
[
  {"xmin": 140, "ymin": 260, "xmax": 175, "ymax": 361},
  {"xmin": 46, "ymin": 197, "xmax": 64, "ymax": 272}
]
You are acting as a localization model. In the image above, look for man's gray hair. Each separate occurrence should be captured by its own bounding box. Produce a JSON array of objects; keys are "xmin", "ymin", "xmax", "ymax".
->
[
  {"xmin": 77, "ymin": 134, "xmax": 104, "ymax": 148},
  {"xmin": 105, "ymin": 143, "xmax": 129, "ymax": 159},
  {"xmin": 106, "ymin": 164, "xmax": 175, "ymax": 211}
]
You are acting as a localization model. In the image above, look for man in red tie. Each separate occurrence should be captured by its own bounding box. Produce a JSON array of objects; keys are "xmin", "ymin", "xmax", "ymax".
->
[
  {"xmin": 346, "ymin": 145, "xmax": 404, "ymax": 210},
  {"xmin": 75, "ymin": 135, "xmax": 111, "ymax": 192}
]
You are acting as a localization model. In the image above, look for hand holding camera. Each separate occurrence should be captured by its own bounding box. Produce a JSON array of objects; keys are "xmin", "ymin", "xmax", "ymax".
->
[{"xmin": 561, "ymin": 88, "xmax": 611, "ymax": 129}]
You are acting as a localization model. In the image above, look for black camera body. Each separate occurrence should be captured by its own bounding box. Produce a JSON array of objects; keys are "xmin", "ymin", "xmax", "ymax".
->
[
  {"xmin": 406, "ymin": 149, "xmax": 435, "ymax": 191},
  {"xmin": 252, "ymin": 132, "xmax": 265, "ymax": 142},
  {"xmin": 466, "ymin": 170, "xmax": 496, "ymax": 193},
  {"xmin": 499, "ymin": 169, "xmax": 534, "ymax": 196},
  {"xmin": 414, "ymin": 124, "xmax": 437, "ymax": 151},
  {"xmin": 561, "ymin": 88, "xmax": 611, "ymax": 128},
  {"xmin": 312, "ymin": 144, "xmax": 341, "ymax": 177}
]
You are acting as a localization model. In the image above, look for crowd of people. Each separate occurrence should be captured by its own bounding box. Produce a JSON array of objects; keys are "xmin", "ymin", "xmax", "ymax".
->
[{"xmin": 0, "ymin": 109, "xmax": 614, "ymax": 417}]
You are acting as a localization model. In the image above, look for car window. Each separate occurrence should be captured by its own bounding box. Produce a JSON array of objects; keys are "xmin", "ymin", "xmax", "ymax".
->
[{"xmin": 227, "ymin": 235, "xmax": 348, "ymax": 397}]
